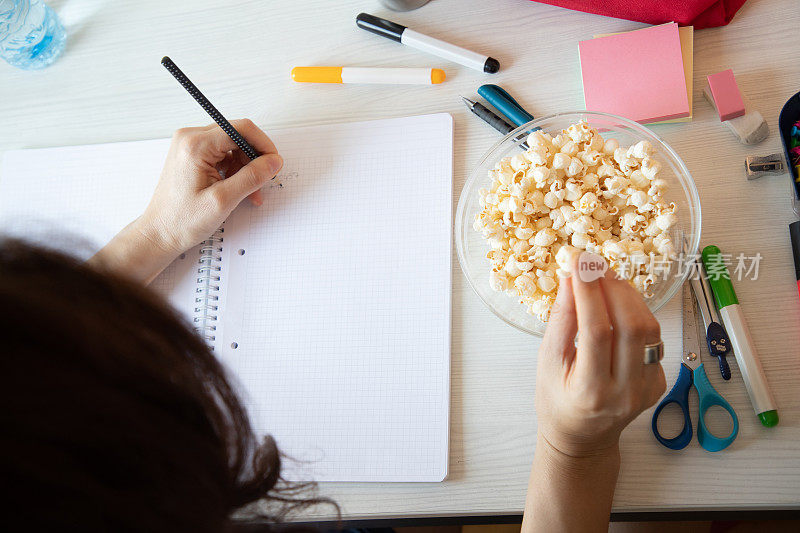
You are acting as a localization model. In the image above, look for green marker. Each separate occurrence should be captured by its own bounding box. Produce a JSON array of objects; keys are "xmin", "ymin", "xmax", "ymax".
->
[{"xmin": 701, "ymin": 245, "xmax": 779, "ymax": 427}]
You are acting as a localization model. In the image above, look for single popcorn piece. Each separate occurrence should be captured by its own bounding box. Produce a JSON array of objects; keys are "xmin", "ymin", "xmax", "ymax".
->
[
  {"xmin": 475, "ymin": 120, "xmax": 679, "ymax": 322},
  {"xmin": 533, "ymin": 228, "xmax": 557, "ymax": 247},
  {"xmin": 538, "ymin": 275, "xmax": 558, "ymax": 293},
  {"xmin": 655, "ymin": 208, "xmax": 678, "ymax": 231},
  {"xmin": 577, "ymin": 191, "xmax": 599, "ymax": 215},
  {"xmin": 629, "ymin": 140, "xmax": 654, "ymax": 160},
  {"xmin": 603, "ymin": 138, "xmax": 619, "ymax": 155},
  {"xmin": 515, "ymin": 271, "xmax": 538, "ymax": 294},
  {"xmin": 571, "ymin": 232, "xmax": 592, "ymax": 248},
  {"xmin": 489, "ymin": 269, "xmax": 511, "ymax": 291},
  {"xmin": 641, "ymin": 157, "xmax": 662, "ymax": 180},
  {"xmin": 555, "ymin": 245, "xmax": 581, "ymax": 274}
]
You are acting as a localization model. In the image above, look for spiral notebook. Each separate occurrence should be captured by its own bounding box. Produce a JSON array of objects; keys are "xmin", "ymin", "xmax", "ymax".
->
[{"xmin": 0, "ymin": 113, "xmax": 453, "ymax": 482}]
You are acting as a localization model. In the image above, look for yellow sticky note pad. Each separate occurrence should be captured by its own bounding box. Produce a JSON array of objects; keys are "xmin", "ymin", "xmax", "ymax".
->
[{"xmin": 594, "ymin": 26, "xmax": 693, "ymax": 124}]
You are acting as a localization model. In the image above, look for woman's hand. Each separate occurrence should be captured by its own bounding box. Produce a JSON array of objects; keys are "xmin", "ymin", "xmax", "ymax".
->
[
  {"xmin": 522, "ymin": 255, "xmax": 666, "ymax": 533},
  {"xmin": 535, "ymin": 259, "xmax": 666, "ymax": 457},
  {"xmin": 90, "ymin": 120, "xmax": 283, "ymax": 283}
]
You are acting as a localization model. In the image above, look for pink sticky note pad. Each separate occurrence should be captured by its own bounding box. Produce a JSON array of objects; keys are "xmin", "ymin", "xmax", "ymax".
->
[
  {"xmin": 578, "ymin": 23, "xmax": 690, "ymax": 123},
  {"xmin": 707, "ymin": 69, "xmax": 746, "ymax": 121}
]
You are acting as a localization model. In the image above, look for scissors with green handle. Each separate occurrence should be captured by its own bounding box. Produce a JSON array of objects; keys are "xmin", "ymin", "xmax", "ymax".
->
[{"xmin": 651, "ymin": 282, "xmax": 739, "ymax": 452}]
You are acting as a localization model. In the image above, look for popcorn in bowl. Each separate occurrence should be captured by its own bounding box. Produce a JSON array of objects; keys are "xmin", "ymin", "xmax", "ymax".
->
[{"xmin": 473, "ymin": 120, "xmax": 677, "ymax": 322}]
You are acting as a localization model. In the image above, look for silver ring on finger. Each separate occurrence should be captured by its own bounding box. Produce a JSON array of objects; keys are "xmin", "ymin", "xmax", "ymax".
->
[{"xmin": 644, "ymin": 341, "xmax": 664, "ymax": 365}]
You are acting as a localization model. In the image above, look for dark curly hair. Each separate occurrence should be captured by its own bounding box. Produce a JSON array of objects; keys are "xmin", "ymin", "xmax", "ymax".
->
[{"xmin": 0, "ymin": 239, "xmax": 336, "ymax": 532}]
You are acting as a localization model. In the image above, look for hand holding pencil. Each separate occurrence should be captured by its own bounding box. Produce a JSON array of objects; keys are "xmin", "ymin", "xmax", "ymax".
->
[
  {"xmin": 156, "ymin": 57, "xmax": 284, "ymax": 244},
  {"xmin": 95, "ymin": 57, "xmax": 288, "ymax": 285},
  {"xmin": 90, "ymin": 121, "xmax": 283, "ymax": 285}
]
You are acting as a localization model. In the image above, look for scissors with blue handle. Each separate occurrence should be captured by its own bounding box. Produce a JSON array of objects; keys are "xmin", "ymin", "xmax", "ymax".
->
[{"xmin": 651, "ymin": 283, "xmax": 739, "ymax": 452}]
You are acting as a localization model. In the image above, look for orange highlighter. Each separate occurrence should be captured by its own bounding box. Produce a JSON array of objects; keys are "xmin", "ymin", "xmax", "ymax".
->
[{"xmin": 292, "ymin": 66, "xmax": 445, "ymax": 85}]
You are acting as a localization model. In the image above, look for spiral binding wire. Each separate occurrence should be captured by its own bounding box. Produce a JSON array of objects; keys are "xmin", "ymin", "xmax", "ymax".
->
[{"xmin": 193, "ymin": 227, "xmax": 224, "ymax": 344}]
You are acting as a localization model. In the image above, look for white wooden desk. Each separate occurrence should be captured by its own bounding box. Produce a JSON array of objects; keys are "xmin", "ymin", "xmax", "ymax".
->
[{"xmin": 2, "ymin": 0, "xmax": 799, "ymax": 523}]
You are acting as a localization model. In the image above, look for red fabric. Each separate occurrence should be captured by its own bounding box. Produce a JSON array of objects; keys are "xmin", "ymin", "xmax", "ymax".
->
[{"xmin": 529, "ymin": 0, "xmax": 747, "ymax": 29}]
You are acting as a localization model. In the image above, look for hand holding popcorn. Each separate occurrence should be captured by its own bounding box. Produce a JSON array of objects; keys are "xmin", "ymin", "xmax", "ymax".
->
[{"xmin": 535, "ymin": 266, "xmax": 666, "ymax": 457}]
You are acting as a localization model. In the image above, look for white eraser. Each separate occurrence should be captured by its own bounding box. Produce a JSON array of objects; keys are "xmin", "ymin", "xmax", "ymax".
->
[
  {"xmin": 703, "ymin": 85, "xmax": 769, "ymax": 144},
  {"xmin": 725, "ymin": 110, "xmax": 769, "ymax": 144}
]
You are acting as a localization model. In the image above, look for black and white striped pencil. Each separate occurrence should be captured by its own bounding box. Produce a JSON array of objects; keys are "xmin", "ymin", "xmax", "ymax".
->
[{"xmin": 161, "ymin": 56, "xmax": 260, "ymax": 161}]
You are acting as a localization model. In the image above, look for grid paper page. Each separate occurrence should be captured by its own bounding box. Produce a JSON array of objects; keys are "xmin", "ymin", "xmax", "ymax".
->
[
  {"xmin": 219, "ymin": 113, "xmax": 453, "ymax": 482},
  {"xmin": 0, "ymin": 139, "xmax": 199, "ymax": 319}
]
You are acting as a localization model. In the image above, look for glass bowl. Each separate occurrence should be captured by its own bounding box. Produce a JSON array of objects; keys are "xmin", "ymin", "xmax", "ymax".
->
[{"xmin": 455, "ymin": 111, "xmax": 701, "ymax": 336}]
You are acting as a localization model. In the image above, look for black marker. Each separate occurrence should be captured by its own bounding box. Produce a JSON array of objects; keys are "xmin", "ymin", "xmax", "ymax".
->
[{"xmin": 356, "ymin": 13, "xmax": 499, "ymax": 74}]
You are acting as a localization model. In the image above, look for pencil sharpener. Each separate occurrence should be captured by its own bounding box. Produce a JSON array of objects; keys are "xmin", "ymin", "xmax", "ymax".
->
[{"xmin": 745, "ymin": 154, "xmax": 784, "ymax": 180}]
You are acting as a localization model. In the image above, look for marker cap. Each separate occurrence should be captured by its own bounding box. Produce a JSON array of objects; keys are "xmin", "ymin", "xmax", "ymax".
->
[
  {"xmin": 430, "ymin": 68, "xmax": 445, "ymax": 84},
  {"xmin": 484, "ymin": 57, "xmax": 500, "ymax": 74},
  {"xmin": 356, "ymin": 13, "xmax": 405, "ymax": 43},
  {"xmin": 759, "ymin": 409, "xmax": 779, "ymax": 427},
  {"xmin": 291, "ymin": 67, "xmax": 342, "ymax": 83},
  {"xmin": 701, "ymin": 244, "xmax": 739, "ymax": 309}
]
